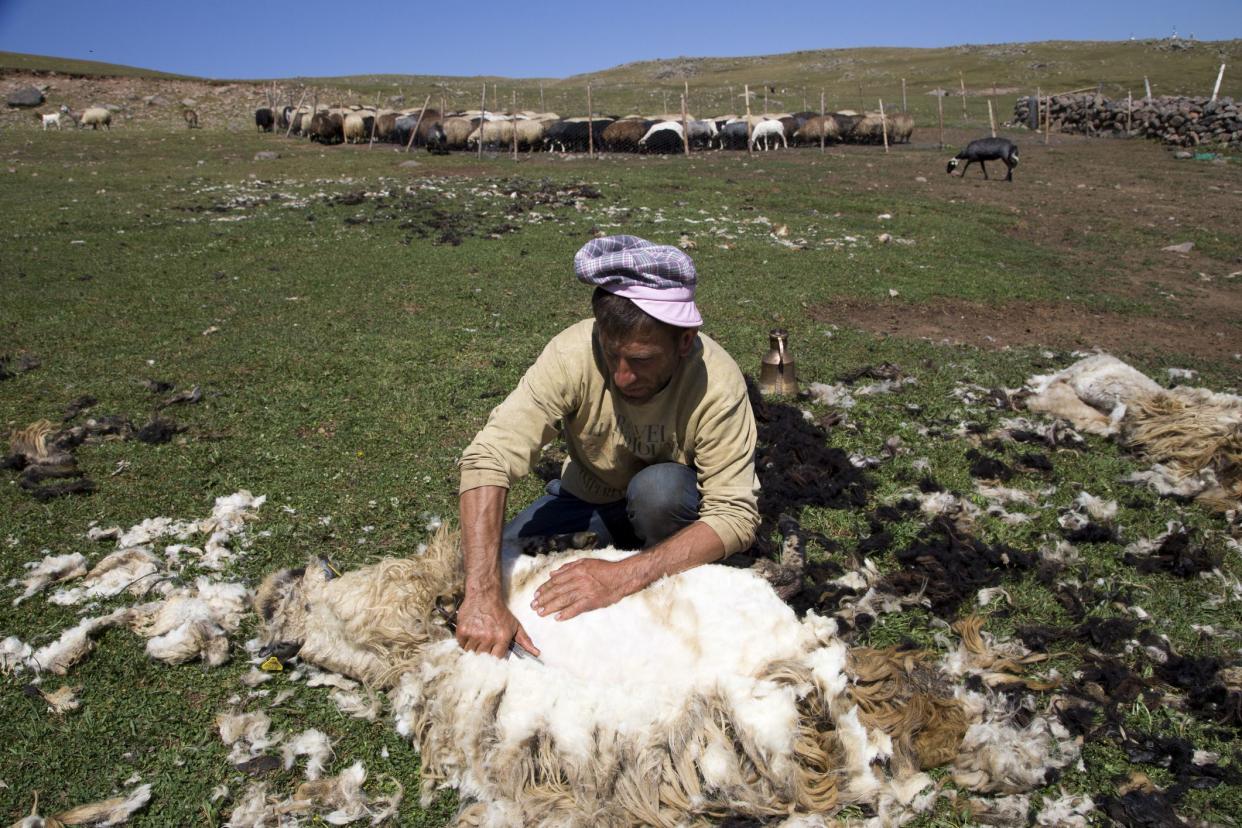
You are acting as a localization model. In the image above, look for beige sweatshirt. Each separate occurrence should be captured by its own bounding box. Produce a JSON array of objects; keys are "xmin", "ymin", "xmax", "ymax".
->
[{"xmin": 459, "ymin": 319, "xmax": 760, "ymax": 555}]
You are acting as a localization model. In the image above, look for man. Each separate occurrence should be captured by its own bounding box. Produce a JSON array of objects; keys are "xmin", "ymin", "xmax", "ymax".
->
[{"xmin": 455, "ymin": 235, "xmax": 760, "ymax": 658}]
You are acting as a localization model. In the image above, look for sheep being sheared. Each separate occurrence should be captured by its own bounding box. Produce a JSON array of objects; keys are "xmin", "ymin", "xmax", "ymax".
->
[{"xmin": 256, "ymin": 528, "xmax": 968, "ymax": 826}]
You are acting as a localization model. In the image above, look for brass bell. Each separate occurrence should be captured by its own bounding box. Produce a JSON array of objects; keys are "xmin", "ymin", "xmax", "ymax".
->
[{"xmin": 758, "ymin": 329, "xmax": 798, "ymax": 396}]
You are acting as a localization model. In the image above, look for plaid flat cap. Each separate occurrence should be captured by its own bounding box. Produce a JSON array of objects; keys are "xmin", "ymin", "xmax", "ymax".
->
[{"xmin": 573, "ymin": 235, "xmax": 702, "ymax": 327}]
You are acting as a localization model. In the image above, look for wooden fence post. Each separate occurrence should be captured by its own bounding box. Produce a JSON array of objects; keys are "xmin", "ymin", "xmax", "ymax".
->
[
  {"xmin": 959, "ymin": 72, "xmax": 968, "ymax": 118},
  {"xmin": 368, "ymin": 91, "xmax": 381, "ymax": 148},
  {"xmin": 1144, "ymin": 76, "xmax": 1152, "ymax": 101},
  {"xmin": 405, "ymin": 93, "xmax": 433, "ymax": 153},
  {"xmin": 587, "ymin": 83, "xmax": 594, "ymax": 159},
  {"xmin": 745, "ymin": 83, "xmax": 753, "ymax": 156},
  {"xmin": 937, "ymin": 92, "xmax": 944, "ymax": 150},
  {"xmin": 1127, "ymin": 90, "xmax": 1133, "ymax": 135},
  {"xmin": 1211, "ymin": 63, "xmax": 1226, "ymax": 102},
  {"xmin": 901, "ymin": 77, "xmax": 907, "ymax": 111},
  {"xmin": 820, "ymin": 89, "xmax": 826, "ymax": 153},
  {"xmin": 879, "ymin": 99, "xmax": 889, "ymax": 153},
  {"xmin": 987, "ymin": 99, "xmax": 996, "ymax": 137},
  {"xmin": 285, "ymin": 88, "xmax": 307, "ymax": 138},
  {"xmin": 477, "ymin": 83, "xmax": 486, "ymax": 159},
  {"xmin": 511, "ymin": 90, "xmax": 518, "ymax": 160},
  {"xmin": 1044, "ymin": 92, "xmax": 1051, "ymax": 145},
  {"xmin": 539, "ymin": 81, "xmax": 545, "ymax": 112},
  {"xmin": 681, "ymin": 93, "xmax": 690, "ymax": 156}
]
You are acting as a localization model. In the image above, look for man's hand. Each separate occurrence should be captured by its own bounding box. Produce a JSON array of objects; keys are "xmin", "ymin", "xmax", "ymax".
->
[
  {"xmin": 456, "ymin": 593, "xmax": 540, "ymax": 659},
  {"xmin": 532, "ymin": 558, "xmax": 633, "ymax": 621}
]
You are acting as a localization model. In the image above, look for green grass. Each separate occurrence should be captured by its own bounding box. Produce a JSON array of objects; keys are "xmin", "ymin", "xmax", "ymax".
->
[{"xmin": 1, "ymin": 126, "xmax": 1240, "ymax": 825}]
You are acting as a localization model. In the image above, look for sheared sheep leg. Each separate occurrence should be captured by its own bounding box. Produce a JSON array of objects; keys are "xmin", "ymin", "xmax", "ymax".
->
[
  {"xmin": 959, "ymin": 160, "xmax": 972, "ymax": 177},
  {"xmin": 980, "ymin": 161, "xmax": 989, "ymax": 180}
]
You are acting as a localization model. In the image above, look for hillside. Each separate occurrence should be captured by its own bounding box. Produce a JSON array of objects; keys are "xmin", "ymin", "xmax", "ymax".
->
[{"xmin": 3, "ymin": 39, "xmax": 1239, "ymax": 127}]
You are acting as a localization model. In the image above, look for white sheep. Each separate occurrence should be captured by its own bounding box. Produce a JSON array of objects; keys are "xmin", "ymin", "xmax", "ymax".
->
[
  {"xmin": 78, "ymin": 107, "xmax": 112, "ymax": 130},
  {"xmin": 342, "ymin": 112, "xmax": 368, "ymax": 144},
  {"xmin": 37, "ymin": 112, "xmax": 62, "ymax": 130},
  {"xmin": 255, "ymin": 528, "xmax": 968, "ymax": 825},
  {"xmin": 750, "ymin": 118, "xmax": 787, "ymax": 150}
]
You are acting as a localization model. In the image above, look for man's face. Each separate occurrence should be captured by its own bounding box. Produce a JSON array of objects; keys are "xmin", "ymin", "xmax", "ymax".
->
[{"xmin": 599, "ymin": 326, "xmax": 697, "ymax": 405}]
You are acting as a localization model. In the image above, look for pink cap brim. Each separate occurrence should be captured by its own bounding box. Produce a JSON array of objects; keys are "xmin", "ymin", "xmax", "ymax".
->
[{"xmin": 608, "ymin": 283, "xmax": 703, "ymax": 328}]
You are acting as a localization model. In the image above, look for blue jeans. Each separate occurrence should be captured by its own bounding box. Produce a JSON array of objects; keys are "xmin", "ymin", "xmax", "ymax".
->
[{"xmin": 502, "ymin": 463, "xmax": 699, "ymax": 551}]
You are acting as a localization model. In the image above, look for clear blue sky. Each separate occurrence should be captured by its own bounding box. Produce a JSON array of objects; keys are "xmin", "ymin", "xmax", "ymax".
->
[{"xmin": 1, "ymin": 0, "xmax": 1239, "ymax": 79}]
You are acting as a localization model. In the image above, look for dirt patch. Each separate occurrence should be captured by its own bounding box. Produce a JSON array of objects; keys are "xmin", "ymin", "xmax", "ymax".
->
[{"xmin": 815, "ymin": 295, "xmax": 1239, "ymax": 361}]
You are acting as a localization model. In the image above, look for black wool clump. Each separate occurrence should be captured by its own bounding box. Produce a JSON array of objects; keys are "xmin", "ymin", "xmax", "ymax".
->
[
  {"xmin": 1122, "ymin": 732, "xmax": 1239, "ymax": 790},
  {"xmin": 1055, "ymin": 701, "xmax": 1098, "ymax": 736},
  {"xmin": 965, "ymin": 449, "xmax": 1014, "ymax": 481},
  {"xmin": 857, "ymin": 530, "xmax": 892, "ymax": 555},
  {"xmin": 879, "ymin": 516, "xmax": 1034, "ymax": 618},
  {"xmin": 1074, "ymin": 656, "xmax": 1151, "ymax": 710},
  {"xmin": 747, "ymin": 379, "xmax": 870, "ymax": 556},
  {"xmin": 1018, "ymin": 451, "xmax": 1054, "ymax": 472},
  {"xmin": 1018, "ymin": 624, "xmax": 1066, "ymax": 653},
  {"xmin": 1124, "ymin": 528, "xmax": 1222, "ymax": 578},
  {"xmin": 1078, "ymin": 616, "xmax": 1141, "ymax": 652},
  {"xmin": 135, "ymin": 417, "xmax": 182, "ymax": 444},
  {"xmin": 1066, "ymin": 522, "xmax": 1117, "ymax": 544},
  {"xmin": 1150, "ymin": 646, "xmax": 1242, "ymax": 728},
  {"xmin": 917, "ymin": 477, "xmax": 943, "ymax": 493},
  {"xmin": 1099, "ymin": 789, "xmax": 1189, "ymax": 828}
]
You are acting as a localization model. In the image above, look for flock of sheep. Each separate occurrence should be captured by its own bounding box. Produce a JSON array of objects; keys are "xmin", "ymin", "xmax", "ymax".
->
[{"xmin": 254, "ymin": 103, "xmax": 916, "ymax": 153}]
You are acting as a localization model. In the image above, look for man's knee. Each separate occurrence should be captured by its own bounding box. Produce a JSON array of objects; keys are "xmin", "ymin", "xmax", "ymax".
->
[{"xmin": 626, "ymin": 463, "xmax": 699, "ymax": 545}]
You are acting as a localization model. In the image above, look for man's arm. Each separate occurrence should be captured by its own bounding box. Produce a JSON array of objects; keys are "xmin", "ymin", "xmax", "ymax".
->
[
  {"xmin": 456, "ymin": 485, "xmax": 540, "ymax": 657},
  {"xmin": 531, "ymin": 520, "xmax": 724, "ymax": 621}
]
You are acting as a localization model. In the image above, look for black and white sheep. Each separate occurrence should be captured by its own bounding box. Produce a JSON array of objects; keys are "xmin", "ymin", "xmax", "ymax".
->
[{"xmin": 947, "ymin": 137, "xmax": 1019, "ymax": 181}]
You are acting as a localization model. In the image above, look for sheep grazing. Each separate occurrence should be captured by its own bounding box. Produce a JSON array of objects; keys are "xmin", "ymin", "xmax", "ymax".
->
[
  {"xmin": 513, "ymin": 118, "xmax": 545, "ymax": 151},
  {"xmin": 75, "ymin": 107, "xmax": 112, "ymax": 130},
  {"xmin": 793, "ymin": 114, "xmax": 840, "ymax": 145},
  {"xmin": 342, "ymin": 112, "xmax": 369, "ymax": 144},
  {"xmin": 309, "ymin": 111, "xmax": 344, "ymax": 144},
  {"xmin": 947, "ymin": 137, "xmax": 1019, "ymax": 181},
  {"xmin": 440, "ymin": 116, "xmax": 475, "ymax": 149},
  {"xmin": 256, "ymin": 528, "xmax": 968, "ymax": 825},
  {"xmin": 254, "ymin": 107, "xmax": 275, "ymax": 133},
  {"xmin": 686, "ymin": 118, "xmax": 718, "ymax": 148},
  {"xmin": 638, "ymin": 120, "xmax": 684, "ymax": 153},
  {"xmin": 182, "ymin": 109, "xmax": 199, "ymax": 129},
  {"xmin": 750, "ymin": 118, "xmax": 788, "ymax": 150},
  {"xmin": 602, "ymin": 118, "xmax": 650, "ymax": 152},
  {"xmin": 887, "ymin": 111, "xmax": 915, "ymax": 143}
]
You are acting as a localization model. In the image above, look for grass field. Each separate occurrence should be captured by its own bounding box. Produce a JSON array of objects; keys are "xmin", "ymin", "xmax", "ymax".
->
[{"xmin": 1, "ymin": 111, "xmax": 1240, "ymax": 826}]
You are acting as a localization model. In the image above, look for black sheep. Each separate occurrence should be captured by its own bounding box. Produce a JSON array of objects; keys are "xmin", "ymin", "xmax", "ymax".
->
[
  {"xmin": 947, "ymin": 137, "xmax": 1019, "ymax": 181},
  {"xmin": 254, "ymin": 107, "xmax": 275, "ymax": 133}
]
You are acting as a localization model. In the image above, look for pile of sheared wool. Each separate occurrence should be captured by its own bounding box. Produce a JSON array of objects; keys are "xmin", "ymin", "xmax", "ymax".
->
[
  {"xmin": 1, "ymin": 492, "xmax": 264, "ymax": 676},
  {"xmin": 1024, "ymin": 353, "xmax": 1241, "ymax": 510}
]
